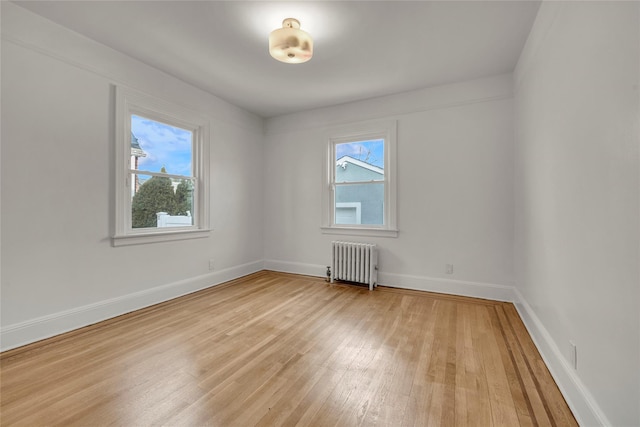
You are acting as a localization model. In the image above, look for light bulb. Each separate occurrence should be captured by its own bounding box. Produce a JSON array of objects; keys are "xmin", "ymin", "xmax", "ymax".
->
[{"xmin": 269, "ymin": 18, "xmax": 313, "ymax": 64}]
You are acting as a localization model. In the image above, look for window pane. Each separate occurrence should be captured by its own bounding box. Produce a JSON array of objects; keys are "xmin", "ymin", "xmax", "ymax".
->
[
  {"xmin": 131, "ymin": 173, "xmax": 194, "ymax": 229},
  {"xmin": 335, "ymin": 183, "xmax": 384, "ymax": 225},
  {"xmin": 131, "ymin": 115, "xmax": 193, "ymax": 176},
  {"xmin": 335, "ymin": 139, "xmax": 384, "ymax": 184}
]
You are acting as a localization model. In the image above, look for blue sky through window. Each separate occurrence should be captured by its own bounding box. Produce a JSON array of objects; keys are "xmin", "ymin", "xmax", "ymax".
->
[
  {"xmin": 336, "ymin": 139, "xmax": 384, "ymax": 169},
  {"xmin": 131, "ymin": 114, "xmax": 193, "ymax": 176}
]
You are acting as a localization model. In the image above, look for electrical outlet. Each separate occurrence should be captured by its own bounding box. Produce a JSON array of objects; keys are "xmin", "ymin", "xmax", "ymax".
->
[
  {"xmin": 446, "ymin": 264, "xmax": 454, "ymax": 274},
  {"xmin": 569, "ymin": 341, "xmax": 577, "ymax": 370},
  {"xmin": 208, "ymin": 259, "xmax": 215, "ymax": 270}
]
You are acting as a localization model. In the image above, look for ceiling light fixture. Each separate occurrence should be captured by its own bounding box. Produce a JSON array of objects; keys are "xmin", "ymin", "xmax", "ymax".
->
[{"xmin": 269, "ymin": 18, "xmax": 313, "ymax": 64}]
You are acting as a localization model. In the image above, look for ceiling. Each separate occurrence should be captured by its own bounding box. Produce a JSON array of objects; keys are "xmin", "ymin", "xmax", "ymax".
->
[{"xmin": 14, "ymin": 1, "xmax": 541, "ymax": 118}]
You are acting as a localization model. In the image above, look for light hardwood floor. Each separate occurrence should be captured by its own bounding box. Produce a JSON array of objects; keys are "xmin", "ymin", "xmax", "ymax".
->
[{"xmin": 0, "ymin": 271, "xmax": 577, "ymax": 426}]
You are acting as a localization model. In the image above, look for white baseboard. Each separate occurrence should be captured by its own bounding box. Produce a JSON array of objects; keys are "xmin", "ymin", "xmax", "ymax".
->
[
  {"xmin": 0, "ymin": 260, "xmax": 264, "ymax": 352},
  {"xmin": 378, "ymin": 271, "xmax": 516, "ymax": 302},
  {"xmin": 264, "ymin": 259, "xmax": 327, "ymax": 278},
  {"xmin": 513, "ymin": 289, "xmax": 610, "ymax": 427},
  {"xmin": 264, "ymin": 259, "xmax": 516, "ymax": 302}
]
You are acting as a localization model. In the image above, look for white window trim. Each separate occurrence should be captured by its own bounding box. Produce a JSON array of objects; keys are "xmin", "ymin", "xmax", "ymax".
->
[
  {"xmin": 321, "ymin": 119, "xmax": 398, "ymax": 238},
  {"xmin": 113, "ymin": 86, "xmax": 210, "ymax": 246}
]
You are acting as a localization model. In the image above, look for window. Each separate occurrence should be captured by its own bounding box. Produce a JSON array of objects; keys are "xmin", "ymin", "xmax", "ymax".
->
[
  {"xmin": 322, "ymin": 120, "xmax": 397, "ymax": 237},
  {"xmin": 113, "ymin": 86, "xmax": 210, "ymax": 246}
]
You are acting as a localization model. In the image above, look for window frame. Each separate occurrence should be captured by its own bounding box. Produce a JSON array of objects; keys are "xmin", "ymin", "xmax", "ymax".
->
[
  {"xmin": 321, "ymin": 120, "xmax": 398, "ymax": 238},
  {"xmin": 113, "ymin": 86, "xmax": 210, "ymax": 246}
]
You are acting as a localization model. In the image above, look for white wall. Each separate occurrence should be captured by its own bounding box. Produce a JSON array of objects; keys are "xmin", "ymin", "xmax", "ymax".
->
[
  {"xmin": 514, "ymin": 2, "xmax": 640, "ymax": 426},
  {"xmin": 264, "ymin": 74, "xmax": 516, "ymax": 300},
  {"xmin": 0, "ymin": 3, "xmax": 265, "ymax": 350}
]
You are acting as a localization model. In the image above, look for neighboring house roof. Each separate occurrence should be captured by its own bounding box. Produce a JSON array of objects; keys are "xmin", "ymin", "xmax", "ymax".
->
[
  {"xmin": 336, "ymin": 155, "xmax": 383, "ymax": 175},
  {"xmin": 131, "ymin": 132, "xmax": 146, "ymax": 158}
]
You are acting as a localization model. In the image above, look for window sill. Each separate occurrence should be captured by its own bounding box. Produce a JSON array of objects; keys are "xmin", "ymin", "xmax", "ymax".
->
[
  {"xmin": 321, "ymin": 226, "xmax": 398, "ymax": 238},
  {"xmin": 112, "ymin": 229, "xmax": 210, "ymax": 247}
]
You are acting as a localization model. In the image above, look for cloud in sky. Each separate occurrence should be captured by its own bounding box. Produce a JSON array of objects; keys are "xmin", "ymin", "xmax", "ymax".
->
[
  {"xmin": 132, "ymin": 114, "xmax": 192, "ymax": 176},
  {"xmin": 336, "ymin": 139, "xmax": 384, "ymax": 168}
]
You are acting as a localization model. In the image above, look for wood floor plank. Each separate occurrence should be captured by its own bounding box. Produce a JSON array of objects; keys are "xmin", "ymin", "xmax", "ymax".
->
[{"xmin": 0, "ymin": 271, "xmax": 577, "ymax": 426}]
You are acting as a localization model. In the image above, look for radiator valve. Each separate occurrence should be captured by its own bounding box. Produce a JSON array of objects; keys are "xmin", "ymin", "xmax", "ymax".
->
[{"xmin": 326, "ymin": 266, "xmax": 331, "ymax": 282}]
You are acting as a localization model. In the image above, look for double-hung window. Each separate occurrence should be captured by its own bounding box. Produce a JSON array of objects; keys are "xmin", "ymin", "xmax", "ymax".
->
[
  {"xmin": 113, "ymin": 86, "xmax": 210, "ymax": 246},
  {"xmin": 322, "ymin": 120, "xmax": 397, "ymax": 237}
]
